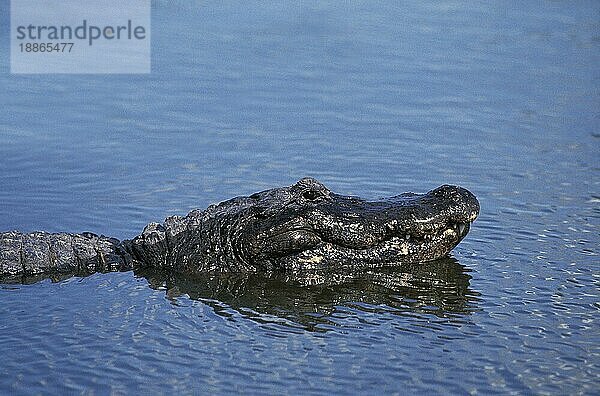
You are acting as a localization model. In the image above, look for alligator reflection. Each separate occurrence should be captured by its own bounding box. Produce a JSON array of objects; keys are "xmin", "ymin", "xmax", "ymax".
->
[{"xmin": 137, "ymin": 257, "xmax": 480, "ymax": 331}]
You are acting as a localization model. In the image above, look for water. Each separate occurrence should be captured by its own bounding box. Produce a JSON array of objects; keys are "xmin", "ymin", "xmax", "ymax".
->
[{"xmin": 0, "ymin": 1, "xmax": 598, "ymax": 394}]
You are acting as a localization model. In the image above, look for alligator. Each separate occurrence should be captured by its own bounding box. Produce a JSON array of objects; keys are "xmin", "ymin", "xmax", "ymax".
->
[{"xmin": 0, "ymin": 177, "xmax": 479, "ymax": 281}]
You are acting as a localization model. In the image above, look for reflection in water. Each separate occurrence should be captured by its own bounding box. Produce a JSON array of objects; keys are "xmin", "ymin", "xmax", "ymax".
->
[
  {"xmin": 5, "ymin": 257, "xmax": 480, "ymax": 332},
  {"xmin": 137, "ymin": 257, "xmax": 480, "ymax": 331}
]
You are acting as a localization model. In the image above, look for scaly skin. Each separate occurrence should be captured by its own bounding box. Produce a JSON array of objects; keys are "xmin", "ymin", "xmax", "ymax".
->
[
  {"xmin": 0, "ymin": 178, "xmax": 479, "ymax": 280},
  {"xmin": 0, "ymin": 231, "xmax": 131, "ymax": 278}
]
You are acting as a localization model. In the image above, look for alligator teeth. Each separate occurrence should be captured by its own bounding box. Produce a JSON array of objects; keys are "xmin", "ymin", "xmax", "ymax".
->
[{"xmin": 458, "ymin": 223, "xmax": 466, "ymax": 235}]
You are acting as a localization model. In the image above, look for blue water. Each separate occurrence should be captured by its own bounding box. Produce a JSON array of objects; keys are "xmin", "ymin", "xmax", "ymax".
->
[{"xmin": 1, "ymin": 1, "xmax": 599, "ymax": 394}]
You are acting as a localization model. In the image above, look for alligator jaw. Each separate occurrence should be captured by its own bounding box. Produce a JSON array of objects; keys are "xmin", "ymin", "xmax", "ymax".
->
[{"xmin": 262, "ymin": 220, "xmax": 475, "ymax": 271}]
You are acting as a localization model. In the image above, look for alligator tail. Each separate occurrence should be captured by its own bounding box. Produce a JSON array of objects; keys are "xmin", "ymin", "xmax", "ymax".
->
[{"xmin": 0, "ymin": 231, "xmax": 135, "ymax": 281}]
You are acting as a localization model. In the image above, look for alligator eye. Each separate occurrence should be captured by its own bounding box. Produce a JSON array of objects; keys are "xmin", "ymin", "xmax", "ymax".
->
[{"xmin": 302, "ymin": 189, "xmax": 323, "ymax": 201}]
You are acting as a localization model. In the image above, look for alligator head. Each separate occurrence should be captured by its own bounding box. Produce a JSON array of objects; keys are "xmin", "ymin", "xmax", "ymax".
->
[{"xmin": 224, "ymin": 177, "xmax": 480, "ymax": 271}]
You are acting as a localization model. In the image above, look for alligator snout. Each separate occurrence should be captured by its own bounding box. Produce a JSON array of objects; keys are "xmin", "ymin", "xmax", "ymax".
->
[{"xmin": 429, "ymin": 185, "xmax": 480, "ymax": 223}]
